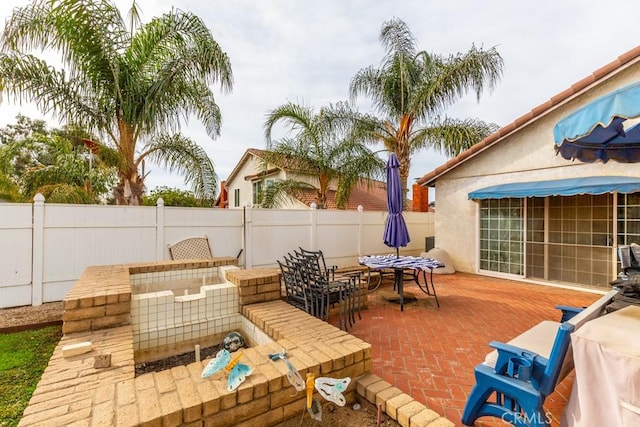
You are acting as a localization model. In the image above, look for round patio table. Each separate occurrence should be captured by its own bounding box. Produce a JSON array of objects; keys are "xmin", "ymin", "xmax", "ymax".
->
[{"xmin": 358, "ymin": 255, "xmax": 444, "ymax": 311}]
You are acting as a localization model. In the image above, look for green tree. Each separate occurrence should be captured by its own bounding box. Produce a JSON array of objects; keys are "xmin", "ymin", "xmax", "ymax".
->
[
  {"xmin": 262, "ymin": 102, "xmax": 384, "ymax": 209},
  {"xmin": 142, "ymin": 186, "xmax": 207, "ymax": 207},
  {"xmin": 0, "ymin": 0, "xmax": 232, "ymax": 205},
  {"xmin": 349, "ymin": 18, "xmax": 504, "ymax": 206},
  {"xmin": 0, "ymin": 116, "xmax": 117, "ymax": 203}
]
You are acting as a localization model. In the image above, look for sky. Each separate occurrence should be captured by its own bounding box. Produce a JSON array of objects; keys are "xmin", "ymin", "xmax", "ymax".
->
[{"xmin": 1, "ymin": 0, "xmax": 639, "ymax": 198}]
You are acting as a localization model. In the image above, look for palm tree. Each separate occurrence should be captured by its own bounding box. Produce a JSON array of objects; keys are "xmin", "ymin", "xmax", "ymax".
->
[
  {"xmin": 262, "ymin": 102, "xmax": 384, "ymax": 209},
  {"xmin": 349, "ymin": 18, "xmax": 504, "ymax": 206},
  {"xmin": 0, "ymin": 0, "xmax": 232, "ymax": 205}
]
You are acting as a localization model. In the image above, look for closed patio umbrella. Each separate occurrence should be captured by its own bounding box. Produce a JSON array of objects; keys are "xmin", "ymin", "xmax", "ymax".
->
[{"xmin": 383, "ymin": 153, "xmax": 410, "ymax": 256}]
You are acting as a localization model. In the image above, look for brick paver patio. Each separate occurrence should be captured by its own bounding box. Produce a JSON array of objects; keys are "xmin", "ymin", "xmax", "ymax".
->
[{"xmin": 342, "ymin": 272, "xmax": 602, "ymax": 427}]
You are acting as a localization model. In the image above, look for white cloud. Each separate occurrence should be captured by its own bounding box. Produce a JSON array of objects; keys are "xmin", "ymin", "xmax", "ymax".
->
[{"xmin": 1, "ymin": 0, "xmax": 639, "ymax": 195}]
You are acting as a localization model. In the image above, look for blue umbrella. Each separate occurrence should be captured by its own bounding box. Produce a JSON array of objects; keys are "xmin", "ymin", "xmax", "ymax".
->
[{"xmin": 383, "ymin": 153, "xmax": 410, "ymax": 256}]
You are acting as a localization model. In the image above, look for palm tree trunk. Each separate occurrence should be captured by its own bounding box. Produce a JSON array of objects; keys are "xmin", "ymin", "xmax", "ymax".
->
[
  {"xmin": 397, "ymin": 151, "xmax": 410, "ymax": 210},
  {"xmin": 114, "ymin": 174, "xmax": 144, "ymax": 205},
  {"xmin": 113, "ymin": 120, "xmax": 144, "ymax": 205}
]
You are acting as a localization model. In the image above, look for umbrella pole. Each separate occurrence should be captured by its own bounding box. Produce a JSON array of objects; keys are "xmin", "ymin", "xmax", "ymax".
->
[{"xmin": 396, "ymin": 247, "xmax": 399, "ymax": 258}]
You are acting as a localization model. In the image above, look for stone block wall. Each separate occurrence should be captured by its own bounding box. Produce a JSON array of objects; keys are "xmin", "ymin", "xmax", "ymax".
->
[{"xmin": 23, "ymin": 262, "xmax": 371, "ymax": 426}]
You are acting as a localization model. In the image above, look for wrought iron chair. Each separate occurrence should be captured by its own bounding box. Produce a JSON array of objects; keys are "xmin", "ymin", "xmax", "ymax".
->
[
  {"xmin": 168, "ymin": 235, "xmax": 213, "ymax": 260},
  {"xmin": 283, "ymin": 251, "xmax": 351, "ymax": 330},
  {"xmin": 295, "ymin": 248, "xmax": 360, "ymax": 325},
  {"xmin": 277, "ymin": 259, "xmax": 311, "ymax": 314}
]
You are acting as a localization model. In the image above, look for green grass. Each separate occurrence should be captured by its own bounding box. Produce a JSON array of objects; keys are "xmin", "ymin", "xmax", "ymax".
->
[{"xmin": 0, "ymin": 326, "xmax": 62, "ymax": 427}]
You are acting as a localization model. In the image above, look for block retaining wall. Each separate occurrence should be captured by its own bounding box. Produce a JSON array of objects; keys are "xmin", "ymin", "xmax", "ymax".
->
[{"xmin": 20, "ymin": 260, "xmax": 371, "ymax": 427}]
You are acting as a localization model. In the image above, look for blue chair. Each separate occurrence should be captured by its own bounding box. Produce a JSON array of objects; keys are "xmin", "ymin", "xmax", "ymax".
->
[
  {"xmin": 554, "ymin": 305, "xmax": 584, "ymax": 322},
  {"xmin": 461, "ymin": 324, "xmax": 574, "ymax": 427},
  {"xmin": 461, "ymin": 290, "xmax": 618, "ymax": 427}
]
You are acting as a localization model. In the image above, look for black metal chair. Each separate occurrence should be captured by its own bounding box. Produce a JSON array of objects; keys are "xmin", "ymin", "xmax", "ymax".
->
[
  {"xmin": 295, "ymin": 248, "xmax": 360, "ymax": 325},
  {"xmin": 278, "ymin": 259, "xmax": 311, "ymax": 314},
  {"xmin": 281, "ymin": 251, "xmax": 352, "ymax": 330}
]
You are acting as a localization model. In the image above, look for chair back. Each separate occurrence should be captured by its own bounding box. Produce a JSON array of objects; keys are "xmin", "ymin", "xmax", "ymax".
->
[
  {"xmin": 278, "ymin": 259, "xmax": 308, "ymax": 312},
  {"xmin": 168, "ymin": 236, "xmax": 213, "ymax": 260},
  {"xmin": 541, "ymin": 289, "xmax": 619, "ymax": 396},
  {"xmin": 537, "ymin": 322, "xmax": 574, "ymax": 396},
  {"xmin": 297, "ymin": 248, "xmax": 335, "ymax": 280}
]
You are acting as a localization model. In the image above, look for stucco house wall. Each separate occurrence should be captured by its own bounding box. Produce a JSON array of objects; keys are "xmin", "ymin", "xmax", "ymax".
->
[
  {"xmin": 224, "ymin": 149, "xmax": 389, "ymax": 211},
  {"xmin": 432, "ymin": 58, "xmax": 640, "ymax": 274}
]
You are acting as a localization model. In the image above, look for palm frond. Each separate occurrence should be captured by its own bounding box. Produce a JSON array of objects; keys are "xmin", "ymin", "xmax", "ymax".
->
[
  {"xmin": 379, "ymin": 18, "xmax": 417, "ymax": 67},
  {"xmin": 411, "ymin": 45, "xmax": 503, "ymax": 119},
  {"xmin": 264, "ymin": 102, "xmax": 315, "ymax": 146},
  {"xmin": 410, "ymin": 118, "xmax": 499, "ymax": 157},
  {"xmin": 141, "ymin": 133, "xmax": 217, "ymax": 202},
  {"xmin": 0, "ymin": 54, "xmax": 104, "ymax": 129},
  {"xmin": 1, "ymin": 0, "xmax": 128, "ymax": 94},
  {"xmin": 259, "ymin": 179, "xmax": 314, "ymax": 209},
  {"xmin": 35, "ymin": 183, "xmax": 94, "ymax": 204},
  {"xmin": 126, "ymin": 9, "xmax": 232, "ymax": 139}
]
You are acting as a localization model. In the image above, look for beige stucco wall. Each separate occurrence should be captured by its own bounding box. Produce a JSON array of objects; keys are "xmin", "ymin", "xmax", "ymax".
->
[
  {"xmin": 226, "ymin": 154, "xmax": 313, "ymax": 209},
  {"xmin": 433, "ymin": 62, "xmax": 640, "ymax": 274}
]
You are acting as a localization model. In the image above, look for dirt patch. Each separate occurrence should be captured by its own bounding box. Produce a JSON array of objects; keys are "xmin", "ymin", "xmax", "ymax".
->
[
  {"xmin": 274, "ymin": 397, "xmax": 400, "ymax": 427},
  {"xmin": 135, "ymin": 344, "xmax": 225, "ymax": 376},
  {"xmin": 0, "ymin": 302, "xmax": 63, "ymax": 330}
]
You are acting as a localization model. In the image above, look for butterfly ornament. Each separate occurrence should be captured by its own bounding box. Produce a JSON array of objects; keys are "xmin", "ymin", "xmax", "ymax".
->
[
  {"xmin": 268, "ymin": 348, "xmax": 305, "ymax": 392},
  {"xmin": 314, "ymin": 376, "xmax": 351, "ymax": 406},
  {"xmin": 201, "ymin": 349, "xmax": 253, "ymax": 391}
]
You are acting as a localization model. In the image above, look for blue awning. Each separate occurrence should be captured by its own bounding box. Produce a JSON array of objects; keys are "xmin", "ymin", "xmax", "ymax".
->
[
  {"xmin": 468, "ymin": 176, "xmax": 640, "ymax": 200},
  {"xmin": 554, "ymin": 81, "xmax": 640, "ymax": 144},
  {"xmin": 554, "ymin": 81, "xmax": 640, "ymax": 163}
]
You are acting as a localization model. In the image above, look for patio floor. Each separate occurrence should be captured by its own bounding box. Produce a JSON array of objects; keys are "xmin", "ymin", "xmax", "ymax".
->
[{"xmin": 339, "ymin": 272, "xmax": 603, "ymax": 427}]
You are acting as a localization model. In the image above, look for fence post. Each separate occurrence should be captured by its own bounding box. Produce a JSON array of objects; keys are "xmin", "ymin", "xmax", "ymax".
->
[
  {"xmin": 156, "ymin": 198, "xmax": 165, "ymax": 261},
  {"xmin": 32, "ymin": 194, "xmax": 45, "ymax": 306},
  {"xmin": 244, "ymin": 204, "xmax": 253, "ymax": 268},
  {"xmin": 310, "ymin": 203, "xmax": 318, "ymax": 250},
  {"xmin": 357, "ymin": 205, "xmax": 364, "ymax": 256}
]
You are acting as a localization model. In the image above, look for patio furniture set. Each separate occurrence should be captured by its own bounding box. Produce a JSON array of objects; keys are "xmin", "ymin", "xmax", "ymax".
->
[
  {"xmin": 278, "ymin": 248, "xmax": 363, "ymax": 331},
  {"xmin": 167, "ymin": 236, "xmax": 638, "ymax": 426}
]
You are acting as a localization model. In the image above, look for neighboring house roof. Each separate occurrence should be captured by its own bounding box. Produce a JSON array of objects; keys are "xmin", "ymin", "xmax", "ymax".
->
[
  {"xmin": 226, "ymin": 148, "xmax": 308, "ymax": 184},
  {"xmin": 416, "ymin": 45, "xmax": 640, "ymax": 187},
  {"xmin": 297, "ymin": 181, "xmax": 389, "ymax": 211},
  {"xmin": 225, "ymin": 148, "xmax": 390, "ymax": 211}
]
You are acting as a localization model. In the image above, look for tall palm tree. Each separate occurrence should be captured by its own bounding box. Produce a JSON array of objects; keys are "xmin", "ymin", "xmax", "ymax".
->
[
  {"xmin": 262, "ymin": 102, "xmax": 384, "ymax": 209},
  {"xmin": 349, "ymin": 18, "xmax": 504, "ymax": 206},
  {"xmin": 0, "ymin": 0, "xmax": 232, "ymax": 205}
]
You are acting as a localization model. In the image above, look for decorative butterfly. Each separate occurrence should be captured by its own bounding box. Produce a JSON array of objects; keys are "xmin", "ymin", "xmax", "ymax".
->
[
  {"xmin": 314, "ymin": 376, "xmax": 351, "ymax": 406},
  {"xmin": 201, "ymin": 349, "xmax": 253, "ymax": 392},
  {"xmin": 268, "ymin": 348, "xmax": 305, "ymax": 392}
]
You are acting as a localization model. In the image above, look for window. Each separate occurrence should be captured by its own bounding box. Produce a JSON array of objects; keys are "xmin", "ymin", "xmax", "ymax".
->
[
  {"xmin": 252, "ymin": 181, "xmax": 263, "ymax": 205},
  {"xmin": 252, "ymin": 179, "xmax": 275, "ymax": 206},
  {"xmin": 617, "ymin": 193, "xmax": 640, "ymax": 245},
  {"xmin": 234, "ymin": 188, "xmax": 240, "ymax": 207},
  {"xmin": 546, "ymin": 194, "xmax": 612, "ymax": 285},
  {"xmin": 479, "ymin": 198, "xmax": 523, "ymax": 275}
]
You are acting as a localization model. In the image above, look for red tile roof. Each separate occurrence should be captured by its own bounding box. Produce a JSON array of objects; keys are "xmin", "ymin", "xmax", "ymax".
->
[
  {"xmin": 416, "ymin": 45, "xmax": 640, "ymax": 186},
  {"xmin": 297, "ymin": 180, "xmax": 389, "ymax": 211}
]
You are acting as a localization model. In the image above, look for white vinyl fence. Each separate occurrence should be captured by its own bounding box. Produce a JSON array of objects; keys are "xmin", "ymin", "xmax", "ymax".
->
[{"xmin": 0, "ymin": 196, "xmax": 433, "ymax": 308}]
